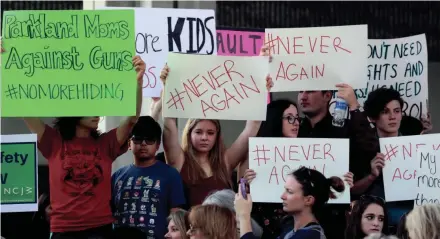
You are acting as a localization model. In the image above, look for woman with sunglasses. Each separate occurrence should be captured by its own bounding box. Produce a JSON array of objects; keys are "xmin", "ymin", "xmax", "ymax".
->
[
  {"xmin": 236, "ymin": 167, "xmax": 349, "ymax": 239},
  {"xmin": 344, "ymin": 195, "xmax": 389, "ymax": 239}
]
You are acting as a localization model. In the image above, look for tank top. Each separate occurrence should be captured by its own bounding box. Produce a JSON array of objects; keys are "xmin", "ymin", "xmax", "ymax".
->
[{"xmin": 180, "ymin": 160, "xmax": 231, "ymax": 207}]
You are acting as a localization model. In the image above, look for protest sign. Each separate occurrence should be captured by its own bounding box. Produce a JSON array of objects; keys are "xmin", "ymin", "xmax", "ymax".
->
[
  {"xmin": 329, "ymin": 34, "xmax": 428, "ymax": 119},
  {"xmin": 380, "ymin": 134, "xmax": 440, "ymax": 202},
  {"xmin": 163, "ymin": 53, "xmax": 268, "ymax": 120},
  {"xmin": 1, "ymin": 134, "xmax": 38, "ymax": 213},
  {"xmin": 249, "ymin": 137, "xmax": 350, "ymax": 204},
  {"xmin": 1, "ymin": 10, "xmax": 136, "ymax": 117},
  {"xmin": 414, "ymin": 150, "xmax": 439, "ymax": 206},
  {"xmin": 216, "ymin": 27, "xmax": 271, "ymax": 104},
  {"xmin": 265, "ymin": 24, "xmax": 368, "ymax": 92},
  {"xmin": 103, "ymin": 7, "xmax": 216, "ymax": 97}
]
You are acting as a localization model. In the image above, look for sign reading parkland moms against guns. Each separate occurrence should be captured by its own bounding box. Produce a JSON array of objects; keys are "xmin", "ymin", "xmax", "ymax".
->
[
  {"xmin": 104, "ymin": 7, "xmax": 216, "ymax": 97},
  {"xmin": 1, "ymin": 10, "xmax": 136, "ymax": 117},
  {"xmin": 216, "ymin": 27, "xmax": 272, "ymax": 104},
  {"xmin": 367, "ymin": 34, "xmax": 428, "ymax": 119},
  {"xmin": 1, "ymin": 134, "xmax": 38, "ymax": 213},
  {"xmin": 266, "ymin": 25, "xmax": 368, "ymax": 92},
  {"xmin": 380, "ymin": 134, "xmax": 440, "ymax": 203},
  {"xmin": 248, "ymin": 137, "xmax": 350, "ymax": 204},
  {"xmin": 163, "ymin": 53, "xmax": 268, "ymax": 120}
]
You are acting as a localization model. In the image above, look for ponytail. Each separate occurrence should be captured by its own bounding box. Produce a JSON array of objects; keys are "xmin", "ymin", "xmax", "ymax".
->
[{"xmin": 327, "ymin": 176, "xmax": 345, "ymax": 199}]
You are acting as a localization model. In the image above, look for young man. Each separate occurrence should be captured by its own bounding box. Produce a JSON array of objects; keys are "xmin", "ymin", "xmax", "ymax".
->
[
  {"xmin": 296, "ymin": 86, "xmax": 379, "ymax": 239},
  {"xmin": 112, "ymin": 116, "xmax": 185, "ymax": 239},
  {"xmin": 353, "ymin": 87, "xmax": 414, "ymax": 230}
]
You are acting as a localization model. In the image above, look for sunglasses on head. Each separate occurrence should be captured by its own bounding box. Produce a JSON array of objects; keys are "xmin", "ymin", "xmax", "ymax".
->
[{"xmin": 131, "ymin": 136, "xmax": 157, "ymax": 145}]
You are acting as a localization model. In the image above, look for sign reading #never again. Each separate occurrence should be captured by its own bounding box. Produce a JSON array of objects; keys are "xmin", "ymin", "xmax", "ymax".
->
[
  {"xmin": 1, "ymin": 134, "xmax": 38, "ymax": 213},
  {"xmin": 1, "ymin": 10, "xmax": 136, "ymax": 117}
]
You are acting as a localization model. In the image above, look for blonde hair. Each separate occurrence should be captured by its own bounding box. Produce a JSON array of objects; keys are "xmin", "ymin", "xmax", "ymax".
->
[
  {"xmin": 406, "ymin": 204, "xmax": 440, "ymax": 239},
  {"xmin": 167, "ymin": 209, "xmax": 189, "ymax": 239},
  {"xmin": 181, "ymin": 119, "xmax": 231, "ymax": 186},
  {"xmin": 189, "ymin": 204, "xmax": 238, "ymax": 239}
]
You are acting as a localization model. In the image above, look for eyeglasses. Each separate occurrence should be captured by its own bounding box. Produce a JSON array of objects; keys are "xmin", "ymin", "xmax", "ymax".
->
[
  {"xmin": 282, "ymin": 115, "xmax": 302, "ymax": 124},
  {"xmin": 131, "ymin": 136, "xmax": 157, "ymax": 145},
  {"xmin": 360, "ymin": 195, "xmax": 386, "ymax": 204}
]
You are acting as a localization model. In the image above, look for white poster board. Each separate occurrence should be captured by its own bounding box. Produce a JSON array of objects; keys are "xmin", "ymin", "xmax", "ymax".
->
[
  {"xmin": 380, "ymin": 134, "xmax": 440, "ymax": 202},
  {"xmin": 1, "ymin": 134, "xmax": 39, "ymax": 213},
  {"xmin": 413, "ymin": 150, "xmax": 440, "ymax": 206},
  {"xmin": 329, "ymin": 34, "xmax": 429, "ymax": 119},
  {"xmin": 248, "ymin": 137, "xmax": 350, "ymax": 204},
  {"xmin": 163, "ymin": 53, "xmax": 268, "ymax": 120},
  {"xmin": 265, "ymin": 25, "xmax": 368, "ymax": 91},
  {"xmin": 102, "ymin": 7, "xmax": 217, "ymax": 97}
]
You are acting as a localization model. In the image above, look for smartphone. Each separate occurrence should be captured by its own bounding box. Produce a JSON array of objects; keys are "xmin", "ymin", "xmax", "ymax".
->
[{"xmin": 240, "ymin": 178, "xmax": 247, "ymax": 199}]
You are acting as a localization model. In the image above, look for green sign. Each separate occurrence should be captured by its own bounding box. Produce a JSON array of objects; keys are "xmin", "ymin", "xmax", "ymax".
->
[
  {"xmin": 1, "ymin": 10, "xmax": 136, "ymax": 117},
  {"xmin": 1, "ymin": 142, "xmax": 37, "ymax": 205}
]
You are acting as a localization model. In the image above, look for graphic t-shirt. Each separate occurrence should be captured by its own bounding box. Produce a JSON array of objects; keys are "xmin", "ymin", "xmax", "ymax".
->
[
  {"xmin": 112, "ymin": 161, "xmax": 186, "ymax": 239},
  {"xmin": 38, "ymin": 125, "xmax": 127, "ymax": 232}
]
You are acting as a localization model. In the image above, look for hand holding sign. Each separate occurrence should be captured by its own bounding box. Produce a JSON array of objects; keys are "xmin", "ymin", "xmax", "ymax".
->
[
  {"xmin": 259, "ymin": 45, "xmax": 273, "ymax": 63},
  {"xmin": 344, "ymin": 172, "xmax": 355, "ymax": 188},
  {"xmin": 133, "ymin": 56, "xmax": 146, "ymax": 84},
  {"xmin": 371, "ymin": 153, "xmax": 386, "ymax": 178},
  {"xmin": 160, "ymin": 64, "xmax": 170, "ymax": 85},
  {"xmin": 243, "ymin": 169, "xmax": 257, "ymax": 184}
]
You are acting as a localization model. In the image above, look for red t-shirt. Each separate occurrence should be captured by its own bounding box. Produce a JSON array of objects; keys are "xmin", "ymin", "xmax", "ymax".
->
[{"xmin": 38, "ymin": 125, "xmax": 127, "ymax": 232}]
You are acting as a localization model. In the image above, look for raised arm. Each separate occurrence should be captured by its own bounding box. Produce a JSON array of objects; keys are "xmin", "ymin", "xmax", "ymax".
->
[
  {"xmin": 23, "ymin": 118, "xmax": 46, "ymax": 142},
  {"xmin": 116, "ymin": 56, "xmax": 145, "ymax": 145},
  {"xmin": 160, "ymin": 65, "xmax": 185, "ymax": 171},
  {"xmin": 150, "ymin": 92, "xmax": 163, "ymax": 122}
]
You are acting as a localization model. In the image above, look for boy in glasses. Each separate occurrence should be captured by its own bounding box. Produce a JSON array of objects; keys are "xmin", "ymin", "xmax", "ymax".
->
[{"xmin": 111, "ymin": 116, "xmax": 186, "ymax": 239}]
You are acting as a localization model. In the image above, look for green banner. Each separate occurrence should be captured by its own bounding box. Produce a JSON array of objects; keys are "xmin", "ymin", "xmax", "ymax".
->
[
  {"xmin": 1, "ymin": 10, "xmax": 136, "ymax": 117},
  {"xmin": 1, "ymin": 142, "xmax": 37, "ymax": 205}
]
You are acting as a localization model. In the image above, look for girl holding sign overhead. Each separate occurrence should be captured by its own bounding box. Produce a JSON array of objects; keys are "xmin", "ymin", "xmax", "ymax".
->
[
  {"xmin": 20, "ymin": 55, "xmax": 146, "ymax": 238},
  {"xmin": 157, "ymin": 63, "xmax": 273, "ymax": 208}
]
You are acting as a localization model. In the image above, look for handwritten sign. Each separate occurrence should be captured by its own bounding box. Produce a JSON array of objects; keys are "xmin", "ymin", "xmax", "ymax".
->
[
  {"xmin": 249, "ymin": 137, "xmax": 350, "ymax": 203},
  {"xmin": 414, "ymin": 150, "xmax": 439, "ymax": 206},
  {"xmin": 163, "ymin": 53, "xmax": 268, "ymax": 120},
  {"xmin": 265, "ymin": 25, "xmax": 368, "ymax": 92},
  {"xmin": 1, "ymin": 134, "xmax": 38, "ymax": 213},
  {"xmin": 216, "ymin": 27, "xmax": 271, "ymax": 104},
  {"xmin": 380, "ymin": 134, "xmax": 440, "ymax": 202},
  {"xmin": 104, "ymin": 7, "xmax": 216, "ymax": 97},
  {"xmin": 1, "ymin": 10, "xmax": 136, "ymax": 117},
  {"xmin": 329, "ymin": 34, "xmax": 429, "ymax": 119}
]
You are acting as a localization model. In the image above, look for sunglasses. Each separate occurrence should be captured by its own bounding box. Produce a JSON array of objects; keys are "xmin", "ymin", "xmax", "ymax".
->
[
  {"xmin": 131, "ymin": 136, "xmax": 157, "ymax": 145},
  {"xmin": 282, "ymin": 115, "xmax": 302, "ymax": 124}
]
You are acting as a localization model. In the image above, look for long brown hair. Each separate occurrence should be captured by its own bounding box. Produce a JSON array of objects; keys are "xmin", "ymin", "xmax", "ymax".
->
[
  {"xmin": 181, "ymin": 119, "xmax": 231, "ymax": 187},
  {"xmin": 189, "ymin": 205, "xmax": 238, "ymax": 239},
  {"xmin": 167, "ymin": 209, "xmax": 189, "ymax": 239}
]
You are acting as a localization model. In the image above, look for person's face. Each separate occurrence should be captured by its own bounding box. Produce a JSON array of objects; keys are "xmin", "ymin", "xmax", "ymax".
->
[
  {"xmin": 371, "ymin": 100, "xmax": 402, "ymax": 135},
  {"xmin": 187, "ymin": 224, "xmax": 206, "ymax": 239},
  {"xmin": 361, "ymin": 203, "xmax": 385, "ymax": 235},
  {"xmin": 282, "ymin": 105, "xmax": 300, "ymax": 138},
  {"xmin": 280, "ymin": 175, "xmax": 313, "ymax": 213},
  {"xmin": 298, "ymin": 91, "xmax": 331, "ymax": 116},
  {"xmin": 130, "ymin": 136, "xmax": 159, "ymax": 159},
  {"xmin": 190, "ymin": 121, "xmax": 217, "ymax": 153},
  {"xmin": 165, "ymin": 220, "xmax": 183, "ymax": 239},
  {"xmin": 78, "ymin": 117, "xmax": 100, "ymax": 129}
]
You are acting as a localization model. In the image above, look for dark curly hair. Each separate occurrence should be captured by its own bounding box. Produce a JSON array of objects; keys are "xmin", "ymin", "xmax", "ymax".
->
[
  {"xmin": 364, "ymin": 88, "xmax": 404, "ymax": 120},
  {"xmin": 53, "ymin": 117, "xmax": 101, "ymax": 141},
  {"xmin": 257, "ymin": 99, "xmax": 298, "ymax": 137}
]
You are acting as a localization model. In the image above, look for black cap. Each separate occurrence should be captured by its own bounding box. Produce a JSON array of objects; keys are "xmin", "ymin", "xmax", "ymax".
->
[{"xmin": 131, "ymin": 116, "xmax": 162, "ymax": 142}]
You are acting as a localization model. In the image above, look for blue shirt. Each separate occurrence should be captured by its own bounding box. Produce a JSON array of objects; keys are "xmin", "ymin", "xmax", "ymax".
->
[{"xmin": 111, "ymin": 161, "xmax": 186, "ymax": 239}]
